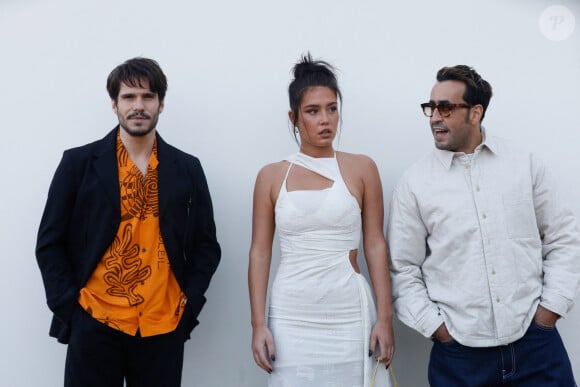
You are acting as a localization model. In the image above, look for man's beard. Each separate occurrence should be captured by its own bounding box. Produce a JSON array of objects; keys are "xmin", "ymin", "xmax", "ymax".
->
[{"xmin": 118, "ymin": 111, "xmax": 159, "ymax": 137}]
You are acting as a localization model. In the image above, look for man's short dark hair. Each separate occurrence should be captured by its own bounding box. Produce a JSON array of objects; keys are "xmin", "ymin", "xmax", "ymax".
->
[
  {"xmin": 437, "ymin": 65, "xmax": 493, "ymax": 121},
  {"xmin": 107, "ymin": 57, "xmax": 168, "ymax": 102}
]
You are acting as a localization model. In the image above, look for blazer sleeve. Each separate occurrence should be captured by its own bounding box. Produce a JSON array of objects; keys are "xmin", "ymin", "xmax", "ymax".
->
[
  {"xmin": 183, "ymin": 158, "xmax": 221, "ymax": 322},
  {"xmin": 35, "ymin": 150, "xmax": 79, "ymax": 324}
]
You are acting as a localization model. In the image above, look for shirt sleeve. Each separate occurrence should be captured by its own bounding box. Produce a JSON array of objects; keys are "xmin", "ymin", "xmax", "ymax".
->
[
  {"xmin": 387, "ymin": 178, "xmax": 444, "ymax": 338},
  {"xmin": 532, "ymin": 154, "xmax": 580, "ymax": 317}
]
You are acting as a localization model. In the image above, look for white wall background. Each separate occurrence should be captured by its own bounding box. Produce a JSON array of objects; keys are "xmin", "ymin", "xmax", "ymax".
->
[{"xmin": 1, "ymin": 0, "xmax": 578, "ymax": 385}]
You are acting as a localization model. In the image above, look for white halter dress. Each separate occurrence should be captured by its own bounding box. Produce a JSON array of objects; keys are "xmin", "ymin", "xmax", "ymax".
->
[{"xmin": 268, "ymin": 152, "xmax": 391, "ymax": 387}]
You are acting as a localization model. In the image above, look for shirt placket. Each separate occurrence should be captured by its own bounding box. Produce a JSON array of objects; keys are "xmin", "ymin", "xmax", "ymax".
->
[{"xmin": 462, "ymin": 154, "xmax": 503, "ymax": 339}]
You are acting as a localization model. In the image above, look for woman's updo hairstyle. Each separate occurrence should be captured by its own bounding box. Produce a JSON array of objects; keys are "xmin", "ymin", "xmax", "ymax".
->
[{"xmin": 288, "ymin": 53, "xmax": 342, "ymax": 139}]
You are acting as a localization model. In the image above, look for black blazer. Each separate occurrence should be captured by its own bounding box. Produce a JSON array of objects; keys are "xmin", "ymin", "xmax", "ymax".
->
[{"xmin": 36, "ymin": 128, "xmax": 221, "ymax": 343}]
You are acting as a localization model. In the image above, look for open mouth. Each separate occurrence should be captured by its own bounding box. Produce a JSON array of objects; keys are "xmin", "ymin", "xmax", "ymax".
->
[{"xmin": 433, "ymin": 126, "xmax": 448, "ymax": 137}]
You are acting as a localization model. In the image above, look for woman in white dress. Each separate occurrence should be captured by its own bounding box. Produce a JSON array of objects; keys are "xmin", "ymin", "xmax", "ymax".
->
[{"xmin": 249, "ymin": 54, "xmax": 394, "ymax": 387}]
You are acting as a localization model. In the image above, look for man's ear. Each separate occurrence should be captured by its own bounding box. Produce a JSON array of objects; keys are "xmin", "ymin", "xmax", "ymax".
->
[{"xmin": 470, "ymin": 104, "xmax": 483, "ymax": 124}]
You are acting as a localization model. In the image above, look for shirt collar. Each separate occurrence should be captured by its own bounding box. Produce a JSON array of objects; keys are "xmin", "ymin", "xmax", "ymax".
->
[
  {"xmin": 150, "ymin": 138, "xmax": 159, "ymax": 169},
  {"xmin": 433, "ymin": 127, "xmax": 499, "ymax": 170},
  {"xmin": 116, "ymin": 131, "xmax": 159, "ymax": 170}
]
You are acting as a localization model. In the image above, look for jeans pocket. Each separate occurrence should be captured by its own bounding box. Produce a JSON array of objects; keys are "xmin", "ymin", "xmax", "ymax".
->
[{"xmin": 532, "ymin": 320, "xmax": 556, "ymax": 331}]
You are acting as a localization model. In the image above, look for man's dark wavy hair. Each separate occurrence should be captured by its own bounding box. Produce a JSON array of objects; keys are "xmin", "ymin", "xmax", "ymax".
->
[
  {"xmin": 437, "ymin": 65, "xmax": 493, "ymax": 121},
  {"xmin": 107, "ymin": 57, "xmax": 168, "ymax": 102}
]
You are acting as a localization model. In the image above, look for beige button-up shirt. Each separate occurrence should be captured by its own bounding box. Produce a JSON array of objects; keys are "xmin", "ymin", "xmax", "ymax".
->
[{"xmin": 387, "ymin": 129, "xmax": 580, "ymax": 347}]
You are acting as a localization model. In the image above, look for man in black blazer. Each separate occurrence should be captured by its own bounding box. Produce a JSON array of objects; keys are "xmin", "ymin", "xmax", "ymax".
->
[{"xmin": 36, "ymin": 57, "xmax": 221, "ymax": 387}]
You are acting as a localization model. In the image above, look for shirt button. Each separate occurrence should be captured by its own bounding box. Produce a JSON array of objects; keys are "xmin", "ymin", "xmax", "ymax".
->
[
  {"xmin": 482, "ymin": 213, "xmax": 487, "ymax": 219},
  {"xmin": 492, "ymin": 270, "xmax": 496, "ymax": 275},
  {"xmin": 476, "ymin": 186, "xmax": 480, "ymax": 192},
  {"xmin": 496, "ymin": 297, "xmax": 500, "ymax": 303}
]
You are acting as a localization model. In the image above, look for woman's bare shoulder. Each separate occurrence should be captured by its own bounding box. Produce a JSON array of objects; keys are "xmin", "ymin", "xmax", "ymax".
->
[
  {"xmin": 254, "ymin": 160, "xmax": 291, "ymax": 193},
  {"xmin": 336, "ymin": 151, "xmax": 377, "ymax": 169},
  {"xmin": 256, "ymin": 160, "xmax": 289, "ymax": 179}
]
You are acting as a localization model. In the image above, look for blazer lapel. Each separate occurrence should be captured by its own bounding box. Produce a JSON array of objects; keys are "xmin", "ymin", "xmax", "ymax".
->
[
  {"xmin": 93, "ymin": 128, "xmax": 121, "ymax": 215},
  {"xmin": 157, "ymin": 133, "xmax": 180, "ymax": 219}
]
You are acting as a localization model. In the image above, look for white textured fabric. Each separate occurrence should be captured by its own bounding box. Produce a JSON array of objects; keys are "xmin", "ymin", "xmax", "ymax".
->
[
  {"xmin": 269, "ymin": 152, "xmax": 391, "ymax": 387},
  {"xmin": 388, "ymin": 129, "xmax": 580, "ymax": 347}
]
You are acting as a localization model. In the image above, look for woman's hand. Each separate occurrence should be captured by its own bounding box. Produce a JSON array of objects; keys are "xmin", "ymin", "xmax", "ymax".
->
[
  {"xmin": 252, "ymin": 324, "xmax": 276, "ymax": 373},
  {"xmin": 369, "ymin": 319, "xmax": 395, "ymax": 367}
]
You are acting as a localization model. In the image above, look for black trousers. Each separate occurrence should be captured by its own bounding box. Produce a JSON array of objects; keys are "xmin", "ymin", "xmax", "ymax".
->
[{"xmin": 64, "ymin": 305, "xmax": 186, "ymax": 387}]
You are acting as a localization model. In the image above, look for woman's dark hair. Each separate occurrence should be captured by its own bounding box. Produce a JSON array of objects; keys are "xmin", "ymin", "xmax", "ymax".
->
[
  {"xmin": 436, "ymin": 65, "xmax": 493, "ymax": 121},
  {"xmin": 288, "ymin": 53, "xmax": 342, "ymax": 142},
  {"xmin": 107, "ymin": 57, "xmax": 168, "ymax": 102}
]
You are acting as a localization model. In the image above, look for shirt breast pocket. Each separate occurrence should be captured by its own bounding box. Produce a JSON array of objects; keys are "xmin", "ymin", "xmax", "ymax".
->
[{"xmin": 502, "ymin": 193, "xmax": 538, "ymax": 239}]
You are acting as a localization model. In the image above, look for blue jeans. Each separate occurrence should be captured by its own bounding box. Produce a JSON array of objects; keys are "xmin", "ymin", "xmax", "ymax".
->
[{"xmin": 428, "ymin": 321, "xmax": 576, "ymax": 386}]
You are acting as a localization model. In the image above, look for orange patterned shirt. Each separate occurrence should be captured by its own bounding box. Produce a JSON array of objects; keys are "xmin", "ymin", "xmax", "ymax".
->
[{"xmin": 79, "ymin": 133, "xmax": 186, "ymax": 337}]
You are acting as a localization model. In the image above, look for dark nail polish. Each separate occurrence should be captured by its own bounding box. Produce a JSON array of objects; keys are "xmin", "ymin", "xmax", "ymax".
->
[
  {"xmin": 270, "ymin": 355, "xmax": 276, "ymax": 362},
  {"xmin": 368, "ymin": 350, "xmax": 373, "ymax": 357},
  {"xmin": 267, "ymin": 370, "xmax": 272, "ymax": 374}
]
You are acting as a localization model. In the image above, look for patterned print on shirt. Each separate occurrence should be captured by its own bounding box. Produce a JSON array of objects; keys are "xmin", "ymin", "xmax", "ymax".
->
[
  {"xmin": 103, "ymin": 223, "xmax": 152, "ymax": 306},
  {"xmin": 120, "ymin": 165, "xmax": 159, "ymax": 222}
]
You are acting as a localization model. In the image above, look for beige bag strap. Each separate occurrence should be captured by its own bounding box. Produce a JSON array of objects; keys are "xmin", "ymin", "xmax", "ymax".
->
[{"xmin": 370, "ymin": 358, "xmax": 399, "ymax": 387}]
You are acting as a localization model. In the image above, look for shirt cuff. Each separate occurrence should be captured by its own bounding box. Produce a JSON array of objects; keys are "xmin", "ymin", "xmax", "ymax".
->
[
  {"xmin": 540, "ymin": 290, "xmax": 573, "ymax": 318},
  {"xmin": 413, "ymin": 308, "xmax": 445, "ymax": 339}
]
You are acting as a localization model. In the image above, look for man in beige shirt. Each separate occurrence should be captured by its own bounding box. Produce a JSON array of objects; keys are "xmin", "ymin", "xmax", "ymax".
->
[{"xmin": 388, "ymin": 65, "xmax": 579, "ymax": 386}]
